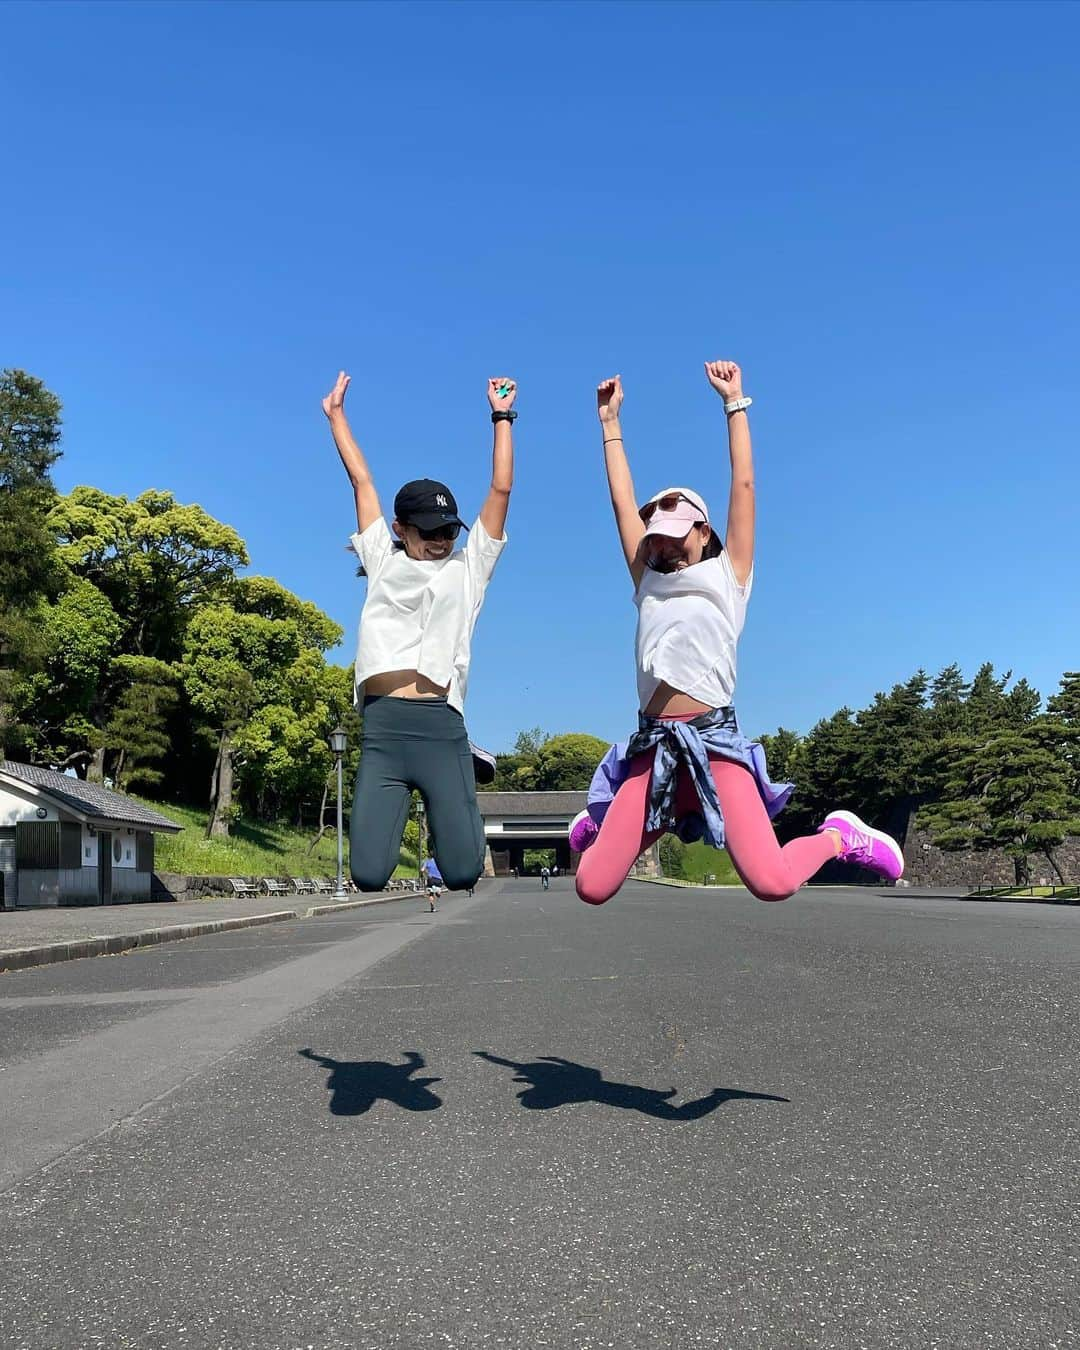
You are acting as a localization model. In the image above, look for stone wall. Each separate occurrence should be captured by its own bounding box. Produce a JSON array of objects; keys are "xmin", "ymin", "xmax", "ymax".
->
[
  {"xmin": 812, "ymin": 816, "xmax": 1080, "ymax": 889},
  {"xmin": 631, "ymin": 843, "xmax": 661, "ymax": 879},
  {"xmin": 151, "ymin": 872, "xmax": 265, "ymax": 900},
  {"xmin": 900, "ymin": 826, "xmax": 1080, "ymax": 888}
]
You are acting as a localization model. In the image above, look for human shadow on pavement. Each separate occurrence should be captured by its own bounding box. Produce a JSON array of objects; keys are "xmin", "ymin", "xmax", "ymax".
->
[
  {"xmin": 474, "ymin": 1051, "xmax": 788, "ymax": 1122},
  {"xmin": 300, "ymin": 1048, "xmax": 443, "ymax": 1115}
]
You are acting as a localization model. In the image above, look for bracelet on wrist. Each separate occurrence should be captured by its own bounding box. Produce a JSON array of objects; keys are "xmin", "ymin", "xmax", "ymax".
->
[
  {"xmin": 603, "ymin": 436, "xmax": 624, "ymax": 444},
  {"xmin": 491, "ymin": 410, "xmax": 517, "ymax": 424},
  {"xmin": 724, "ymin": 396, "xmax": 753, "ymax": 415}
]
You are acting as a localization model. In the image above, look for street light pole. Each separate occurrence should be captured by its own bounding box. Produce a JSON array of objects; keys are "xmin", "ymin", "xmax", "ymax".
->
[
  {"xmin": 416, "ymin": 797, "xmax": 426, "ymax": 891},
  {"xmin": 329, "ymin": 726, "xmax": 348, "ymax": 899}
]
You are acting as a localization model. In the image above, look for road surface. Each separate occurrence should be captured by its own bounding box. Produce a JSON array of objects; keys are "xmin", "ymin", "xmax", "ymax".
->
[{"xmin": 1, "ymin": 879, "xmax": 1077, "ymax": 1348}]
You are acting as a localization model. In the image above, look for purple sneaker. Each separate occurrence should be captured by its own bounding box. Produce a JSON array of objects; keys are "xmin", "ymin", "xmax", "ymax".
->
[
  {"xmin": 818, "ymin": 809, "xmax": 904, "ymax": 882},
  {"xmin": 569, "ymin": 809, "xmax": 599, "ymax": 854}
]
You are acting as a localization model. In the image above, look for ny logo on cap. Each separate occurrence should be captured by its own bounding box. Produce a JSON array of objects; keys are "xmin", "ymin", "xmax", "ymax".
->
[{"xmin": 435, "ymin": 494, "xmax": 448, "ymax": 507}]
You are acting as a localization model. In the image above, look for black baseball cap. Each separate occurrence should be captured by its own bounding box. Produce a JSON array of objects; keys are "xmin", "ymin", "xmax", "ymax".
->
[{"xmin": 393, "ymin": 479, "xmax": 468, "ymax": 532}]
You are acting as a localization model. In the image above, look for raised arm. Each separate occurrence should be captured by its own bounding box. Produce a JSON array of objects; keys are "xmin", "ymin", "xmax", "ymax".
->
[
  {"xmin": 480, "ymin": 377, "xmax": 516, "ymax": 539},
  {"xmin": 704, "ymin": 359, "xmax": 754, "ymax": 585},
  {"xmin": 322, "ymin": 371, "xmax": 382, "ymax": 533},
  {"xmin": 597, "ymin": 375, "xmax": 646, "ymax": 585}
]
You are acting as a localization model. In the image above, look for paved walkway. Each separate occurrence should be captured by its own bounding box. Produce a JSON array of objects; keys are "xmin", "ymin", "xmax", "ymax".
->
[
  {"xmin": 2, "ymin": 880, "xmax": 1078, "ymax": 1348},
  {"xmin": 0, "ymin": 888, "xmax": 423, "ymax": 972}
]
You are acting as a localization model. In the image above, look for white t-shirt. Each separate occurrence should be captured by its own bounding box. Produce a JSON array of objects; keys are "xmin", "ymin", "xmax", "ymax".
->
[
  {"xmin": 634, "ymin": 551, "xmax": 752, "ymax": 710},
  {"xmin": 351, "ymin": 517, "xmax": 506, "ymax": 714}
]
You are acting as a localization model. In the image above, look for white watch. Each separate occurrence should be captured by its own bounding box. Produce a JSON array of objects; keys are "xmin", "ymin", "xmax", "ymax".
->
[{"xmin": 724, "ymin": 396, "xmax": 753, "ymax": 415}]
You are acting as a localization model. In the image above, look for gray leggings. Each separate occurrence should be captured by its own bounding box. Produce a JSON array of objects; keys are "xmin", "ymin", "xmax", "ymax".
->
[{"xmin": 349, "ymin": 696, "xmax": 486, "ymax": 892}]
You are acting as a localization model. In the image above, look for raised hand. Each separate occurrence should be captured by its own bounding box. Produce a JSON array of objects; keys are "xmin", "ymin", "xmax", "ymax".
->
[
  {"xmin": 322, "ymin": 370, "xmax": 351, "ymax": 419},
  {"xmin": 488, "ymin": 377, "xmax": 518, "ymax": 412},
  {"xmin": 597, "ymin": 374, "xmax": 624, "ymax": 423},
  {"xmin": 703, "ymin": 359, "xmax": 743, "ymax": 401}
]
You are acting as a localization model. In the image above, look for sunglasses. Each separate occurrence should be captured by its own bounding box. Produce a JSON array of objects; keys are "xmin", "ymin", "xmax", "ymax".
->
[
  {"xmin": 414, "ymin": 522, "xmax": 462, "ymax": 542},
  {"xmin": 638, "ymin": 493, "xmax": 705, "ymax": 525}
]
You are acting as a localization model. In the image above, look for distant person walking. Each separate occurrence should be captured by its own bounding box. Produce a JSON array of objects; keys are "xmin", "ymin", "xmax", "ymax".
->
[
  {"xmin": 540, "ymin": 866, "xmax": 551, "ymax": 891},
  {"xmin": 421, "ymin": 857, "xmax": 443, "ymax": 912}
]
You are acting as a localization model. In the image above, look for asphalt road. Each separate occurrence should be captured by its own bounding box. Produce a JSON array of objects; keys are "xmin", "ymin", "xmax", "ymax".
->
[{"xmin": 1, "ymin": 879, "xmax": 1078, "ymax": 1350}]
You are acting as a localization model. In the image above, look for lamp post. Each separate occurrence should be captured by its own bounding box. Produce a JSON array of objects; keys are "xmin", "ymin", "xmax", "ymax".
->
[
  {"xmin": 415, "ymin": 797, "xmax": 426, "ymax": 891},
  {"xmin": 329, "ymin": 726, "xmax": 348, "ymax": 899}
]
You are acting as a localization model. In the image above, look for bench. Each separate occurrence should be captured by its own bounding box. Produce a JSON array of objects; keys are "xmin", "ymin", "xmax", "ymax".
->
[
  {"xmin": 293, "ymin": 878, "xmax": 318, "ymax": 895},
  {"xmin": 227, "ymin": 877, "xmax": 260, "ymax": 898},
  {"xmin": 313, "ymin": 877, "xmax": 334, "ymax": 895},
  {"xmin": 261, "ymin": 877, "xmax": 292, "ymax": 896}
]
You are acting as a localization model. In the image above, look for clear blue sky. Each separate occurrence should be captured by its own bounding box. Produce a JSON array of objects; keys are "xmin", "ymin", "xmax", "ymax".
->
[{"xmin": 3, "ymin": 0, "xmax": 1078, "ymax": 752}]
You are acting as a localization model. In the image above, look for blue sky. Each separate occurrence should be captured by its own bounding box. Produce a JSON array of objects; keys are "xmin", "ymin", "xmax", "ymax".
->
[{"xmin": 3, "ymin": 0, "xmax": 1078, "ymax": 752}]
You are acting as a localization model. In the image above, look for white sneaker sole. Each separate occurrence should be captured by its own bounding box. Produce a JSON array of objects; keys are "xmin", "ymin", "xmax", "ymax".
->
[{"xmin": 825, "ymin": 809, "xmax": 905, "ymax": 878}]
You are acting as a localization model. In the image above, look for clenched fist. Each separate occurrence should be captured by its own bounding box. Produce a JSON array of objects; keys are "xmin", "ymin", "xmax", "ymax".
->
[
  {"xmin": 703, "ymin": 360, "xmax": 743, "ymax": 401},
  {"xmin": 487, "ymin": 378, "xmax": 518, "ymax": 413},
  {"xmin": 596, "ymin": 375, "xmax": 624, "ymax": 424}
]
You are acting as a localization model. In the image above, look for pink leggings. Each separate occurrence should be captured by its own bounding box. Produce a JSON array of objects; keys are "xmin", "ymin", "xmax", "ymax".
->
[{"xmin": 575, "ymin": 745, "xmax": 837, "ymax": 906}]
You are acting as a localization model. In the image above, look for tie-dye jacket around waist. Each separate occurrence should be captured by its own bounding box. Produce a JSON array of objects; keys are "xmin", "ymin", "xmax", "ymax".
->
[{"xmin": 585, "ymin": 706, "xmax": 795, "ymax": 850}]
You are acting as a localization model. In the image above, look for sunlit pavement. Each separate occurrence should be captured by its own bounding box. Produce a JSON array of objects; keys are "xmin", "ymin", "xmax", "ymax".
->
[{"xmin": 1, "ymin": 878, "xmax": 1078, "ymax": 1349}]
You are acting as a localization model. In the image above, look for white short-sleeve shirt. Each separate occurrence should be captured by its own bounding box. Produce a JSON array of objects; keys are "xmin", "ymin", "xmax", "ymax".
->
[
  {"xmin": 351, "ymin": 517, "xmax": 506, "ymax": 714},
  {"xmin": 634, "ymin": 551, "xmax": 752, "ymax": 710}
]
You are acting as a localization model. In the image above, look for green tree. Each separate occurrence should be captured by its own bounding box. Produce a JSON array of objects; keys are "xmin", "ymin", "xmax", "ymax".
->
[
  {"xmin": 1047, "ymin": 672, "xmax": 1080, "ymax": 801},
  {"xmin": 783, "ymin": 708, "xmax": 859, "ymax": 836},
  {"xmin": 532, "ymin": 733, "xmax": 609, "ymax": 791},
  {"xmin": 489, "ymin": 726, "xmax": 550, "ymax": 792},
  {"xmin": 181, "ymin": 606, "xmax": 294, "ymax": 837},
  {"xmin": 22, "ymin": 579, "xmax": 124, "ymax": 768},
  {"xmin": 181, "ymin": 580, "xmax": 344, "ymax": 838},
  {"xmin": 105, "ymin": 656, "xmax": 181, "ymax": 791},
  {"xmin": 48, "ymin": 487, "xmax": 249, "ymax": 777},
  {"xmin": 513, "ymin": 727, "xmax": 548, "ymax": 756},
  {"xmin": 1047, "ymin": 672, "xmax": 1080, "ymax": 726},
  {"xmin": 918, "ymin": 720, "xmax": 1080, "ymax": 884},
  {"xmin": 850, "ymin": 671, "xmax": 930, "ymax": 835},
  {"xmin": 50, "ymin": 486, "xmax": 248, "ymax": 661},
  {"xmin": 238, "ymin": 656, "xmax": 354, "ymax": 826},
  {"xmin": 658, "ymin": 834, "xmax": 688, "ymax": 880},
  {"xmin": 0, "ymin": 370, "xmax": 63, "ymax": 756},
  {"xmin": 757, "ymin": 727, "xmax": 800, "ymax": 782}
]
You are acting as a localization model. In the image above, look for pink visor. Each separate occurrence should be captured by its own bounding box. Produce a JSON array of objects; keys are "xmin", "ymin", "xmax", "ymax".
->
[{"xmin": 639, "ymin": 488, "xmax": 709, "ymax": 539}]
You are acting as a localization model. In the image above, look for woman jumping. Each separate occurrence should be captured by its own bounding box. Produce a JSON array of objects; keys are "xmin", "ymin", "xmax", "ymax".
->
[
  {"xmin": 324, "ymin": 370, "xmax": 515, "ymax": 892},
  {"xmin": 572, "ymin": 359, "xmax": 904, "ymax": 906}
]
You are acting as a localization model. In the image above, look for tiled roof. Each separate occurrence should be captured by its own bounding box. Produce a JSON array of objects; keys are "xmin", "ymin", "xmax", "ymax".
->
[
  {"xmin": 0, "ymin": 762, "xmax": 184, "ymax": 832},
  {"xmin": 476, "ymin": 790, "xmax": 587, "ymax": 817}
]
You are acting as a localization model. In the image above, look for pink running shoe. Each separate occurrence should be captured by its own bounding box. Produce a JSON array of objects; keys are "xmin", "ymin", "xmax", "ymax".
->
[
  {"xmin": 818, "ymin": 809, "xmax": 905, "ymax": 882},
  {"xmin": 569, "ymin": 809, "xmax": 599, "ymax": 854}
]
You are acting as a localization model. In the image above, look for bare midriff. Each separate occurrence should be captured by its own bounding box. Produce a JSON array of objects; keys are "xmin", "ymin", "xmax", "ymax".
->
[
  {"xmin": 643, "ymin": 680, "xmax": 714, "ymax": 718},
  {"xmin": 363, "ymin": 669, "xmax": 450, "ymax": 700}
]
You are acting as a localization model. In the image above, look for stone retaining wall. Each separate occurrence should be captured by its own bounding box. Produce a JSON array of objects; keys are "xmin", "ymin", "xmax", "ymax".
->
[
  {"xmin": 900, "ymin": 827, "xmax": 1080, "ymax": 888},
  {"xmin": 151, "ymin": 872, "xmax": 270, "ymax": 900},
  {"xmin": 813, "ymin": 823, "xmax": 1080, "ymax": 889}
]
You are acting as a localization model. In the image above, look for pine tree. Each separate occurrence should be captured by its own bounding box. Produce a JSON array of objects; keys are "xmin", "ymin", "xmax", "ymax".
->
[
  {"xmin": 919, "ymin": 720, "xmax": 1080, "ymax": 884},
  {"xmin": 0, "ymin": 370, "xmax": 63, "ymax": 757},
  {"xmin": 104, "ymin": 658, "xmax": 181, "ymax": 791}
]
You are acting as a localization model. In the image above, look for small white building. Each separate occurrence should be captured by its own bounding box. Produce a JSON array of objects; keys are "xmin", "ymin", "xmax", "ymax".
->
[{"xmin": 0, "ymin": 761, "xmax": 182, "ymax": 908}]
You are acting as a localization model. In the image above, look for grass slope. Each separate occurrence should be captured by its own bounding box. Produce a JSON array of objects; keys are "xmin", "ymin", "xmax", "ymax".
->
[
  {"xmin": 131, "ymin": 795, "xmax": 417, "ymax": 880},
  {"xmin": 677, "ymin": 841, "xmax": 740, "ymax": 886}
]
